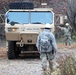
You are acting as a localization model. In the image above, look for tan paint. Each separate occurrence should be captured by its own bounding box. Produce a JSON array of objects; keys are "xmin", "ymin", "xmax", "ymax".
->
[{"xmin": 5, "ymin": 8, "xmax": 54, "ymax": 45}]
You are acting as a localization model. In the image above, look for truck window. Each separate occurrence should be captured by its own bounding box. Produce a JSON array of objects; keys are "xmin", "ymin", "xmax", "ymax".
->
[
  {"xmin": 7, "ymin": 12, "xmax": 29, "ymax": 24},
  {"xmin": 31, "ymin": 11, "xmax": 53, "ymax": 24}
]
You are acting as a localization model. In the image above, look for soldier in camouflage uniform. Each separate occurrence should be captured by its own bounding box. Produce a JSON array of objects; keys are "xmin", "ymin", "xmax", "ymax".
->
[
  {"xmin": 36, "ymin": 24, "xmax": 59, "ymax": 74},
  {"xmin": 57, "ymin": 23, "xmax": 72, "ymax": 46}
]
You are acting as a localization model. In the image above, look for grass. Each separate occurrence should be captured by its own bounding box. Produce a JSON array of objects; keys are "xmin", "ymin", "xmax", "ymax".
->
[
  {"xmin": 49, "ymin": 55, "xmax": 76, "ymax": 75},
  {"xmin": 59, "ymin": 55, "xmax": 76, "ymax": 75}
]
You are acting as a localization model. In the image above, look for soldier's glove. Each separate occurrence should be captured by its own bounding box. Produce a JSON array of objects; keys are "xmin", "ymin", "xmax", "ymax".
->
[{"xmin": 52, "ymin": 50, "xmax": 57, "ymax": 54}]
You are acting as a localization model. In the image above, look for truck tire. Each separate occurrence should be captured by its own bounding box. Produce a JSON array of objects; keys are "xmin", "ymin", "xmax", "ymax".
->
[
  {"xmin": 9, "ymin": 2, "xmax": 34, "ymax": 9},
  {"xmin": 8, "ymin": 41, "xmax": 17, "ymax": 59}
]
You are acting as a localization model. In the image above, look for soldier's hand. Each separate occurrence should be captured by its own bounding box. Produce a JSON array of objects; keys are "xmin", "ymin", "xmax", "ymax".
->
[{"xmin": 38, "ymin": 50, "xmax": 41, "ymax": 54}]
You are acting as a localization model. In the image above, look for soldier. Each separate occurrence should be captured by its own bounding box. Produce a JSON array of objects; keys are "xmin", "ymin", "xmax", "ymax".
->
[
  {"xmin": 57, "ymin": 23, "xmax": 72, "ymax": 46},
  {"xmin": 36, "ymin": 23, "xmax": 59, "ymax": 74}
]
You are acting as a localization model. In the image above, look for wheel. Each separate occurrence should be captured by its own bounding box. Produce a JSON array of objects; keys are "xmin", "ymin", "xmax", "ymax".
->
[
  {"xmin": 16, "ymin": 47, "xmax": 21, "ymax": 57},
  {"xmin": 7, "ymin": 41, "xmax": 17, "ymax": 59},
  {"xmin": 9, "ymin": 2, "xmax": 34, "ymax": 9}
]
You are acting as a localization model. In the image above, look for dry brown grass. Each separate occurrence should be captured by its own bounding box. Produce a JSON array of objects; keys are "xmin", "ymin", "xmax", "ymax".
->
[
  {"xmin": 0, "ymin": 47, "xmax": 7, "ymax": 58},
  {"xmin": 57, "ymin": 43, "xmax": 76, "ymax": 49},
  {"xmin": 58, "ymin": 56, "xmax": 76, "ymax": 75}
]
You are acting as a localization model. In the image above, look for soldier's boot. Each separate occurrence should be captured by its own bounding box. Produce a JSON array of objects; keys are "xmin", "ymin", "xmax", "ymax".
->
[
  {"xmin": 69, "ymin": 42, "xmax": 71, "ymax": 46},
  {"xmin": 53, "ymin": 62, "xmax": 59, "ymax": 70},
  {"xmin": 42, "ymin": 67, "xmax": 47, "ymax": 75},
  {"xmin": 65, "ymin": 42, "xmax": 67, "ymax": 46},
  {"xmin": 49, "ymin": 61, "xmax": 59, "ymax": 71}
]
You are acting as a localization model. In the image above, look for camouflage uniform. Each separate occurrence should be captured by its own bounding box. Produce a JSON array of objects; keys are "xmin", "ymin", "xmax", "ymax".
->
[
  {"xmin": 36, "ymin": 29, "xmax": 58, "ymax": 71},
  {"xmin": 60, "ymin": 26, "xmax": 72, "ymax": 46}
]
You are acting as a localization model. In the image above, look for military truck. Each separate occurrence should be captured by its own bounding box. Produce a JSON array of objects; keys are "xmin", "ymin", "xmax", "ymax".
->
[{"xmin": 5, "ymin": 2, "xmax": 55, "ymax": 59}]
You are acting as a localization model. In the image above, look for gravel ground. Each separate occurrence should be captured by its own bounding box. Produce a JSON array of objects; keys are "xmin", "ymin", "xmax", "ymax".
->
[
  {"xmin": 0, "ymin": 48, "xmax": 76, "ymax": 75},
  {"xmin": 0, "ymin": 59, "xmax": 43, "ymax": 75}
]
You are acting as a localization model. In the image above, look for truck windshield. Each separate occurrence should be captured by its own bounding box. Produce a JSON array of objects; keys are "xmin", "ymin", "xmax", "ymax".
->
[
  {"xmin": 7, "ymin": 12, "xmax": 29, "ymax": 24},
  {"xmin": 31, "ymin": 11, "xmax": 53, "ymax": 24},
  {"xmin": 7, "ymin": 11, "xmax": 53, "ymax": 24}
]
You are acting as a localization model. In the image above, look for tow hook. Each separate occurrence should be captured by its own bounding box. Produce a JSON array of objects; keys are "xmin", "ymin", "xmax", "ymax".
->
[{"xmin": 20, "ymin": 39, "xmax": 24, "ymax": 47}]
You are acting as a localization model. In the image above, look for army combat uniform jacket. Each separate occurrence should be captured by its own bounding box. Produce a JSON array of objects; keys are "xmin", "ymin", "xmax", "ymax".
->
[{"xmin": 36, "ymin": 29, "xmax": 57, "ymax": 53}]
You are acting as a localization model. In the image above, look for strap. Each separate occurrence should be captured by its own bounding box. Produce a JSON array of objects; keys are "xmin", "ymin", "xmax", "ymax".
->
[{"xmin": 45, "ymin": 53, "xmax": 48, "ymax": 60}]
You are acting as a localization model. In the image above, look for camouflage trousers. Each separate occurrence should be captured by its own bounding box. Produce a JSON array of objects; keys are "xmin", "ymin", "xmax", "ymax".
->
[
  {"xmin": 64, "ymin": 35, "xmax": 71, "ymax": 46},
  {"xmin": 40, "ymin": 52, "xmax": 58, "ymax": 71}
]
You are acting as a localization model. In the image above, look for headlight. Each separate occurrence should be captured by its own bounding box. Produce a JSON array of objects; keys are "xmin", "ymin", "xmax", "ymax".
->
[{"xmin": 12, "ymin": 28, "xmax": 16, "ymax": 32}]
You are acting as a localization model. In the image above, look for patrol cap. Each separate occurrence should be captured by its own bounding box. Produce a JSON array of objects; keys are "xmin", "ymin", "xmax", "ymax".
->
[
  {"xmin": 44, "ymin": 23, "xmax": 51, "ymax": 29},
  {"xmin": 66, "ymin": 23, "xmax": 69, "ymax": 26}
]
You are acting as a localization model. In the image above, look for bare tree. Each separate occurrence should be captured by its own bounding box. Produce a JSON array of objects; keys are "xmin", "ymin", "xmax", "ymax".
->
[{"xmin": 66, "ymin": 0, "xmax": 76, "ymax": 32}]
